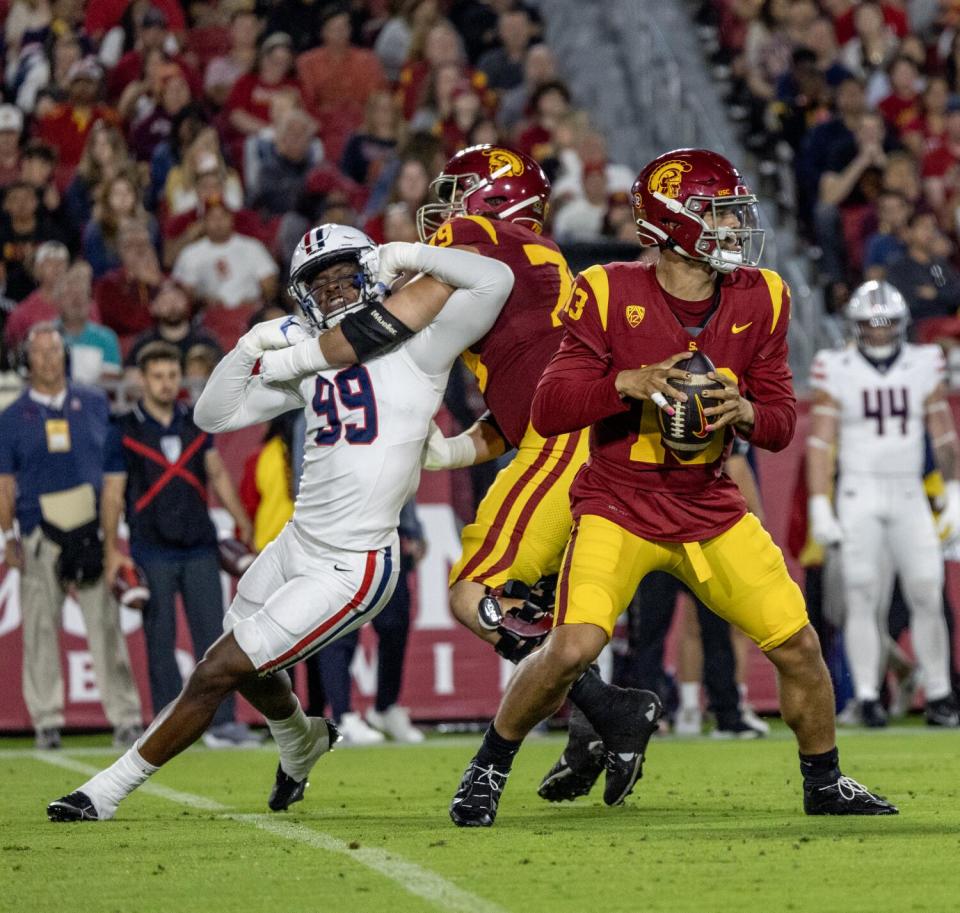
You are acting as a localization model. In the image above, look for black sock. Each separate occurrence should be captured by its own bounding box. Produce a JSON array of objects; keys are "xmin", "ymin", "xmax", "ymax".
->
[
  {"xmin": 799, "ymin": 747, "xmax": 840, "ymax": 785},
  {"xmin": 475, "ymin": 724, "xmax": 521, "ymax": 768}
]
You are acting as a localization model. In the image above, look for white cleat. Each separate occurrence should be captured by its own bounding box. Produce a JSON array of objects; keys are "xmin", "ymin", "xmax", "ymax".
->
[
  {"xmin": 673, "ymin": 706, "xmax": 702, "ymax": 736},
  {"xmin": 337, "ymin": 712, "xmax": 386, "ymax": 746},
  {"xmin": 740, "ymin": 705, "xmax": 770, "ymax": 735},
  {"xmin": 366, "ymin": 705, "xmax": 425, "ymax": 743}
]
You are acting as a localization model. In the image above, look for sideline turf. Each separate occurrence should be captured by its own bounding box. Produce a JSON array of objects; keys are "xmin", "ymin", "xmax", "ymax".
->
[{"xmin": 3, "ymin": 724, "xmax": 958, "ymax": 913}]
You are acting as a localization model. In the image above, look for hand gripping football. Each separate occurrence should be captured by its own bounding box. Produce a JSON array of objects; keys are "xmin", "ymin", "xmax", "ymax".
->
[{"xmin": 657, "ymin": 350, "xmax": 724, "ymax": 456}]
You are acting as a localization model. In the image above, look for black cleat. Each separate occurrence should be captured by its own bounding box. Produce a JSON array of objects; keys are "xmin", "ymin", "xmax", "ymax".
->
[
  {"xmin": 268, "ymin": 718, "xmax": 339, "ymax": 812},
  {"xmin": 860, "ymin": 699, "xmax": 888, "ymax": 728},
  {"xmin": 47, "ymin": 791, "xmax": 99, "ymax": 822},
  {"xmin": 449, "ymin": 757, "xmax": 511, "ymax": 827},
  {"xmin": 925, "ymin": 695, "xmax": 960, "ymax": 728},
  {"xmin": 598, "ymin": 689, "xmax": 663, "ymax": 806},
  {"xmin": 803, "ymin": 776, "xmax": 899, "ymax": 815},
  {"xmin": 711, "ymin": 717, "xmax": 765, "ymax": 740},
  {"xmin": 538, "ymin": 705, "xmax": 604, "ymax": 802}
]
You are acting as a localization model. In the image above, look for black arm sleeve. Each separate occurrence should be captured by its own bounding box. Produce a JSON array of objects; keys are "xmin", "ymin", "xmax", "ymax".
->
[{"xmin": 339, "ymin": 302, "xmax": 415, "ymax": 362}]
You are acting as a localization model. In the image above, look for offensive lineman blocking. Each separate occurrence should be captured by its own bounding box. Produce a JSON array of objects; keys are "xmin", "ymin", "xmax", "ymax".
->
[
  {"xmin": 46, "ymin": 226, "xmax": 514, "ymax": 821},
  {"xmin": 415, "ymin": 145, "xmax": 661, "ymax": 808}
]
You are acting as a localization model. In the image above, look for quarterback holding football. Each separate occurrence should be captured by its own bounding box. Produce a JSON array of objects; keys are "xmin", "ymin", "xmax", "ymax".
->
[{"xmin": 450, "ymin": 148, "xmax": 899, "ymax": 826}]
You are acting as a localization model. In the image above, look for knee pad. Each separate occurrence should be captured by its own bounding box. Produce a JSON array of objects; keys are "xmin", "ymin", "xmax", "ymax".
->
[{"xmin": 232, "ymin": 617, "xmax": 265, "ymax": 665}]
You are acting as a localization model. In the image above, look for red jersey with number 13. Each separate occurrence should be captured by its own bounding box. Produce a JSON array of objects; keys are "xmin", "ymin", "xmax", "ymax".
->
[
  {"xmin": 428, "ymin": 215, "xmax": 571, "ymax": 447},
  {"xmin": 531, "ymin": 261, "xmax": 797, "ymax": 541}
]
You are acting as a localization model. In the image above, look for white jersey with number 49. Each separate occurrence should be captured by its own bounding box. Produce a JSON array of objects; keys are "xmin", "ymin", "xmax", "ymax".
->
[{"xmin": 809, "ymin": 342, "xmax": 944, "ymax": 478}]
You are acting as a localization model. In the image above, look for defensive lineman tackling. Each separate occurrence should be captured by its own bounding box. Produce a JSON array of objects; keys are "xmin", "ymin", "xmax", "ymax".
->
[
  {"xmin": 46, "ymin": 225, "xmax": 515, "ymax": 821},
  {"xmin": 807, "ymin": 280, "xmax": 960, "ymax": 727}
]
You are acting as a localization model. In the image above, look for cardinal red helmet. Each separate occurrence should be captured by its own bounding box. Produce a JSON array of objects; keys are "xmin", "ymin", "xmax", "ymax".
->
[
  {"xmin": 631, "ymin": 148, "xmax": 764, "ymax": 273},
  {"xmin": 417, "ymin": 144, "xmax": 551, "ymax": 240}
]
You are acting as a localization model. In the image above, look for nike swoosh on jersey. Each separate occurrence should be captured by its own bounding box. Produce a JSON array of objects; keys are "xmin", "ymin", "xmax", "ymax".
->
[
  {"xmin": 731, "ymin": 322, "xmax": 753, "ymax": 334},
  {"xmin": 333, "ymin": 564, "xmax": 352, "ymax": 572}
]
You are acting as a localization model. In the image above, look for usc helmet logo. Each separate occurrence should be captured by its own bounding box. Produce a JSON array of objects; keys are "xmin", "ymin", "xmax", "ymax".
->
[
  {"xmin": 483, "ymin": 148, "xmax": 525, "ymax": 177},
  {"xmin": 647, "ymin": 160, "xmax": 692, "ymax": 199}
]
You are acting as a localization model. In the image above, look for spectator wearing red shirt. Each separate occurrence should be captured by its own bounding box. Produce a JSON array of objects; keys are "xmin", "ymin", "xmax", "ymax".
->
[
  {"xmin": 0, "ymin": 105, "xmax": 24, "ymax": 190},
  {"xmin": 877, "ymin": 56, "xmax": 922, "ymax": 139},
  {"xmin": 296, "ymin": 6, "xmax": 387, "ymax": 163},
  {"xmin": 921, "ymin": 103, "xmax": 960, "ymax": 215},
  {"xmin": 223, "ymin": 31, "xmax": 303, "ymax": 165},
  {"xmin": 85, "ymin": 0, "xmax": 186, "ymax": 42},
  {"xmin": 3, "ymin": 241, "xmax": 69, "ymax": 349},
  {"xmin": 203, "ymin": 9, "xmax": 261, "ymax": 108},
  {"xmin": 34, "ymin": 58, "xmax": 119, "ymax": 187},
  {"xmin": 831, "ymin": 0, "xmax": 907, "ymax": 46},
  {"xmin": 397, "ymin": 20, "xmax": 489, "ymax": 120},
  {"xmin": 106, "ymin": 6, "xmax": 200, "ymax": 104},
  {"xmin": 436, "ymin": 81, "xmax": 485, "ymax": 158},
  {"xmin": 94, "ymin": 219, "xmax": 166, "ymax": 351},
  {"xmin": 901, "ymin": 77, "xmax": 950, "ymax": 158},
  {"xmin": 515, "ymin": 80, "xmax": 572, "ymax": 162}
]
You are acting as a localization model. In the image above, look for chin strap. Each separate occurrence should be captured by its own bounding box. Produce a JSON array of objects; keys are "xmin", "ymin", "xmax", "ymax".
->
[{"xmin": 477, "ymin": 576, "xmax": 558, "ymax": 663}]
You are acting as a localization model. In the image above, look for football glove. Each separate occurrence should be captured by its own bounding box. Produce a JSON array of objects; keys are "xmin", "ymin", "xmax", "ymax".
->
[
  {"xmin": 937, "ymin": 481, "xmax": 960, "ymax": 545},
  {"xmin": 238, "ymin": 315, "xmax": 310, "ymax": 359},
  {"xmin": 809, "ymin": 495, "xmax": 843, "ymax": 547}
]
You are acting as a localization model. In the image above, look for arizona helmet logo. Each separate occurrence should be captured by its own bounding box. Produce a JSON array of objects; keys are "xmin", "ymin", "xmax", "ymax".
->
[
  {"xmin": 483, "ymin": 148, "xmax": 525, "ymax": 177},
  {"xmin": 626, "ymin": 305, "xmax": 645, "ymax": 327},
  {"xmin": 647, "ymin": 160, "xmax": 693, "ymax": 199}
]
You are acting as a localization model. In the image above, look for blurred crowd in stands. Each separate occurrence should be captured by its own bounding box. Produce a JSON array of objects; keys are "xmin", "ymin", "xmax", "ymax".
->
[
  {"xmin": 0, "ymin": 0, "xmax": 641, "ymax": 407},
  {"xmin": 701, "ymin": 0, "xmax": 960, "ymax": 349}
]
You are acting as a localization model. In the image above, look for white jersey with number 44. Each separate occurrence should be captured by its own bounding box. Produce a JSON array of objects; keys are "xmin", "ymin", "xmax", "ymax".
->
[{"xmin": 809, "ymin": 342, "xmax": 944, "ymax": 478}]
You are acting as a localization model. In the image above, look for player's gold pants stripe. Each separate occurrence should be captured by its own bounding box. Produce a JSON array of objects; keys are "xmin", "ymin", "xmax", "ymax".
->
[
  {"xmin": 480, "ymin": 431, "xmax": 581, "ymax": 580},
  {"xmin": 457, "ymin": 432, "xmax": 574, "ymax": 581}
]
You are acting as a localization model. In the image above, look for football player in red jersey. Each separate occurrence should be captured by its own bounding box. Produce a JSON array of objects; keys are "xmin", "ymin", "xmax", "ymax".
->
[
  {"xmin": 417, "ymin": 145, "xmax": 663, "ymax": 807},
  {"xmin": 449, "ymin": 148, "xmax": 899, "ymax": 827}
]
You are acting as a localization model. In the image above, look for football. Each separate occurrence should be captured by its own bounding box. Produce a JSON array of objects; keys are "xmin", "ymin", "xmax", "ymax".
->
[
  {"xmin": 112, "ymin": 563, "xmax": 150, "ymax": 610},
  {"xmin": 657, "ymin": 350, "xmax": 724, "ymax": 456},
  {"xmin": 219, "ymin": 537, "xmax": 256, "ymax": 577}
]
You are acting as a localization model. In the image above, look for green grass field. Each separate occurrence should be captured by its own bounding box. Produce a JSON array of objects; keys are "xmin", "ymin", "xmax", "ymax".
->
[{"xmin": 3, "ymin": 723, "xmax": 959, "ymax": 913}]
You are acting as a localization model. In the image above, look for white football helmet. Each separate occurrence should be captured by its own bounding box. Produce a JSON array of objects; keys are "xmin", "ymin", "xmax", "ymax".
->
[
  {"xmin": 845, "ymin": 280, "xmax": 909, "ymax": 360},
  {"xmin": 288, "ymin": 224, "xmax": 382, "ymax": 330}
]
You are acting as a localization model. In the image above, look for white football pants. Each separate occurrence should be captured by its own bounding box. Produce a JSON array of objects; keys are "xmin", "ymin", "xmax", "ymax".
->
[{"xmin": 837, "ymin": 474, "xmax": 951, "ymax": 703}]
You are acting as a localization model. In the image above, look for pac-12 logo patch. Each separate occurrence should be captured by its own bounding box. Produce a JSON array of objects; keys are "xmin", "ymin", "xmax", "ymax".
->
[
  {"xmin": 647, "ymin": 160, "xmax": 692, "ymax": 199},
  {"xmin": 626, "ymin": 305, "xmax": 645, "ymax": 327}
]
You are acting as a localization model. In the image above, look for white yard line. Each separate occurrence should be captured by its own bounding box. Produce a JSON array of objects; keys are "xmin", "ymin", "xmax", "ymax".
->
[
  {"xmin": 231, "ymin": 815, "xmax": 507, "ymax": 913},
  {"xmin": 28, "ymin": 752, "xmax": 508, "ymax": 913}
]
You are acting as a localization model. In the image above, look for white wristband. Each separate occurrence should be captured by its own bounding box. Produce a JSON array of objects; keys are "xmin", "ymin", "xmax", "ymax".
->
[
  {"xmin": 3, "ymin": 528, "xmax": 17, "ymax": 542},
  {"xmin": 423, "ymin": 424, "xmax": 478, "ymax": 470},
  {"xmin": 441, "ymin": 433, "xmax": 478, "ymax": 469}
]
